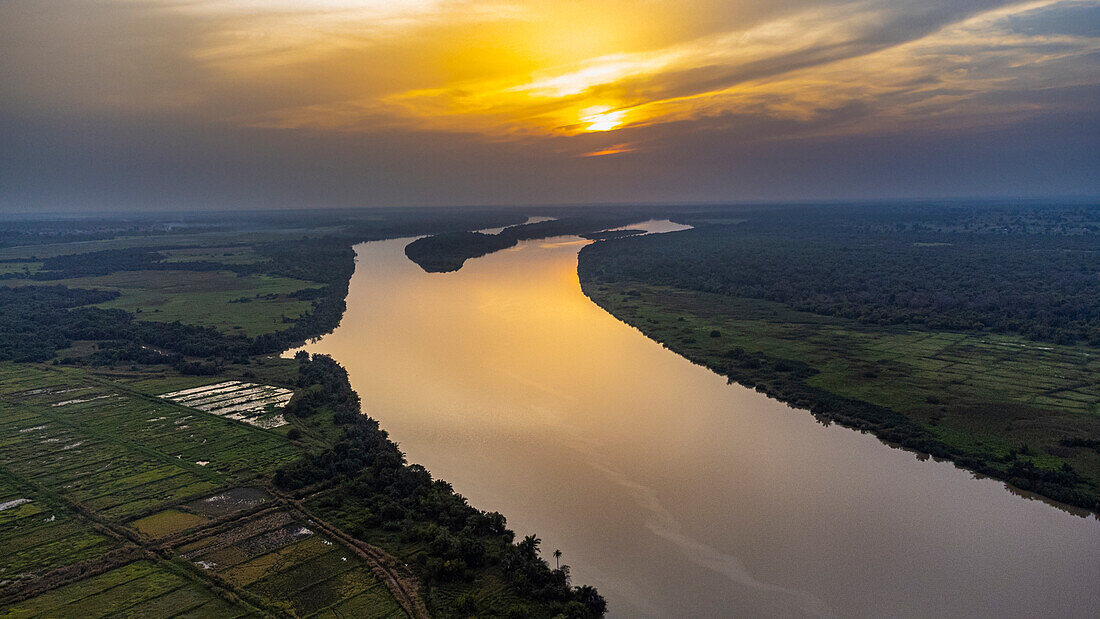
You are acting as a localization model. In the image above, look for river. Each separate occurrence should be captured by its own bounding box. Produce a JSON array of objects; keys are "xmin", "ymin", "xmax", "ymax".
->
[{"xmin": 291, "ymin": 221, "xmax": 1099, "ymax": 617}]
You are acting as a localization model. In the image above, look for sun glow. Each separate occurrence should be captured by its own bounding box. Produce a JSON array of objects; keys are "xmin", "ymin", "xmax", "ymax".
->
[
  {"xmin": 580, "ymin": 106, "xmax": 628, "ymax": 132},
  {"xmin": 75, "ymin": 0, "xmax": 1100, "ymax": 158}
]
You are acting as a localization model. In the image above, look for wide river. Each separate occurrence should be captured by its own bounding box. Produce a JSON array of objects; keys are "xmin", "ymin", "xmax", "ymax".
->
[{"xmin": 293, "ymin": 221, "xmax": 1099, "ymax": 617}]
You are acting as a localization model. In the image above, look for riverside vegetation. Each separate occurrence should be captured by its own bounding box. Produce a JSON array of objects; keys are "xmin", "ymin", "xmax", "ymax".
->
[
  {"xmin": 0, "ymin": 208, "xmax": 607, "ymax": 618},
  {"xmin": 577, "ymin": 202, "xmax": 1100, "ymax": 512}
]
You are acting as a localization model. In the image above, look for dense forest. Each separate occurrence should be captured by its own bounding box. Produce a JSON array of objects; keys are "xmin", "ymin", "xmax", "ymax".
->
[
  {"xmin": 405, "ymin": 232, "xmax": 516, "ymax": 272},
  {"xmin": 582, "ymin": 203, "xmax": 1100, "ymax": 345}
]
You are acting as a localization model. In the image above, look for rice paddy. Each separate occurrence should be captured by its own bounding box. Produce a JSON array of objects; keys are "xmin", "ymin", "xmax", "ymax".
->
[
  {"xmin": 160, "ymin": 381, "xmax": 294, "ymax": 429},
  {"xmin": 0, "ymin": 363, "xmax": 407, "ymax": 617},
  {"xmin": 0, "ymin": 560, "xmax": 247, "ymax": 618}
]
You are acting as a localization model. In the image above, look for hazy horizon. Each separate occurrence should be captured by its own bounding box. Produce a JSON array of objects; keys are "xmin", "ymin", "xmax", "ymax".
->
[{"xmin": 3, "ymin": 196, "xmax": 1098, "ymax": 218}]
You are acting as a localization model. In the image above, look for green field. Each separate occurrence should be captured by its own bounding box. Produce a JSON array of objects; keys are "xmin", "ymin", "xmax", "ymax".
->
[
  {"xmin": 0, "ymin": 262, "xmax": 41, "ymax": 276},
  {"xmin": 159, "ymin": 246, "xmax": 264, "ymax": 265},
  {"xmin": 0, "ymin": 560, "xmax": 247, "ymax": 618},
  {"xmin": 0, "ymin": 467, "xmax": 123, "ymax": 585},
  {"xmin": 584, "ymin": 282, "xmax": 1100, "ymax": 507}
]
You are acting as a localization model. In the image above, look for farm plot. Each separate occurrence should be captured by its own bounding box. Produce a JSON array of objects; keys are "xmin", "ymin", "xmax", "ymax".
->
[
  {"xmin": 0, "ymin": 560, "xmax": 245, "ymax": 618},
  {"xmin": 0, "ymin": 471, "xmax": 123, "ymax": 590},
  {"xmin": 129, "ymin": 487, "xmax": 274, "ymax": 541},
  {"xmin": 182, "ymin": 487, "xmax": 272, "ymax": 519},
  {"xmin": 160, "ymin": 381, "xmax": 294, "ymax": 429},
  {"xmin": 175, "ymin": 509, "xmax": 404, "ymax": 617},
  {"xmin": 130, "ymin": 509, "xmax": 209, "ymax": 539},
  {"xmin": 0, "ymin": 365, "xmax": 297, "ymax": 525}
]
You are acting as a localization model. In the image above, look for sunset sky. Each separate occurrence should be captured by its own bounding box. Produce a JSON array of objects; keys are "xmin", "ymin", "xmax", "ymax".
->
[{"xmin": 2, "ymin": 0, "xmax": 1098, "ymax": 210}]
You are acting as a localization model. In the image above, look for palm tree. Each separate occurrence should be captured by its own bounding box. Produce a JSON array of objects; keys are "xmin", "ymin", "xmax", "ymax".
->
[
  {"xmin": 518, "ymin": 534, "xmax": 541, "ymax": 560},
  {"xmin": 553, "ymin": 549, "xmax": 562, "ymax": 570}
]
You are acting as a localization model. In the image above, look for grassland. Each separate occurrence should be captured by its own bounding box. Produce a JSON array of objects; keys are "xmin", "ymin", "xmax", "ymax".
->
[
  {"xmin": 0, "ymin": 262, "xmax": 40, "ymax": 276},
  {"xmin": 159, "ymin": 246, "xmax": 264, "ymax": 265},
  {"xmin": 582, "ymin": 282, "xmax": 1100, "ymax": 511}
]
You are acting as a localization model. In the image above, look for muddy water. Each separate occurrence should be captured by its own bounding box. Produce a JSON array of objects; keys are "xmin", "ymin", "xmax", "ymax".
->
[{"xmin": 291, "ymin": 221, "xmax": 1099, "ymax": 617}]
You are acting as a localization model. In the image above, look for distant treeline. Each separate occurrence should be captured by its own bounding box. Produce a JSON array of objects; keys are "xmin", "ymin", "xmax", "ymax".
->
[
  {"xmin": 581, "ymin": 204, "xmax": 1100, "ymax": 345},
  {"xmin": 0, "ymin": 207, "xmax": 529, "ymax": 250},
  {"xmin": 277, "ymin": 354, "xmax": 607, "ymax": 617}
]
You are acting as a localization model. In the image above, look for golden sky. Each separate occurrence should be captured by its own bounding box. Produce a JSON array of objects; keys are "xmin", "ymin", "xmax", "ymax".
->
[{"xmin": 1, "ymin": 0, "xmax": 1098, "ymax": 208}]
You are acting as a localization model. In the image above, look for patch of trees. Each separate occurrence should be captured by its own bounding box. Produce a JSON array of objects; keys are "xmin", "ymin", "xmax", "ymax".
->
[
  {"xmin": 276, "ymin": 354, "xmax": 607, "ymax": 617},
  {"xmin": 580, "ymin": 205, "xmax": 1100, "ymax": 345},
  {"xmin": 32, "ymin": 248, "xmax": 167, "ymax": 279},
  {"xmin": 404, "ymin": 232, "xmax": 515, "ymax": 272},
  {"xmin": 0, "ymin": 286, "xmax": 120, "ymax": 361}
]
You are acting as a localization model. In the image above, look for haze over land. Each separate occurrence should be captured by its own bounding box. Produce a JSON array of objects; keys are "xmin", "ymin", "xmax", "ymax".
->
[{"xmin": 2, "ymin": 0, "xmax": 1099, "ymax": 211}]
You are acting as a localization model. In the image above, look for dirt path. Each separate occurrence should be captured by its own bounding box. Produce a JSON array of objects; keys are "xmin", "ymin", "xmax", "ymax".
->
[{"xmin": 270, "ymin": 489, "xmax": 430, "ymax": 619}]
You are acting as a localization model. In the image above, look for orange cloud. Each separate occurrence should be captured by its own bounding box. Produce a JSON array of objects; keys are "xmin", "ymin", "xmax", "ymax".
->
[{"xmin": 579, "ymin": 144, "xmax": 637, "ymax": 157}]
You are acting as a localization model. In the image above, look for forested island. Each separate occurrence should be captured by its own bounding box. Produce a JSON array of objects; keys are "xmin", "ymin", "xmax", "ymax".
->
[
  {"xmin": 0, "ymin": 208, "xmax": 607, "ymax": 618},
  {"xmin": 404, "ymin": 213, "xmax": 659, "ymax": 273}
]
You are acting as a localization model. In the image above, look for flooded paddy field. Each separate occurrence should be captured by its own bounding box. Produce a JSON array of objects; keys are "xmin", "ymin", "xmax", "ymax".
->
[{"xmin": 159, "ymin": 380, "xmax": 294, "ymax": 429}]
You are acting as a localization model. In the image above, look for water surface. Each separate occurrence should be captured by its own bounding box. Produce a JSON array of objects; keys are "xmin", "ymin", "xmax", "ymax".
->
[{"xmin": 293, "ymin": 222, "xmax": 1099, "ymax": 617}]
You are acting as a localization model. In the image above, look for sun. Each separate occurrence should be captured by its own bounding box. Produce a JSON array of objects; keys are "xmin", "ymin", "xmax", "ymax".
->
[{"xmin": 580, "ymin": 105, "xmax": 627, "ymax": 132}]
